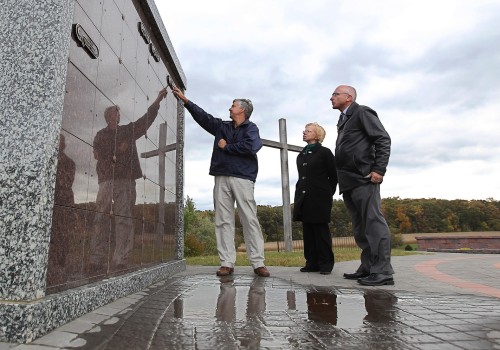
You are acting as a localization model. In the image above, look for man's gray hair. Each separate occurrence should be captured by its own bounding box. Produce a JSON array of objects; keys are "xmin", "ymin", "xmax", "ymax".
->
[
  {"xmin": 234, "ymin": 98, "xmax": 253, "ymax": 119},
  {"xmin": 104, "ymin": 105, "xmax": 120, "ymax": 124}
]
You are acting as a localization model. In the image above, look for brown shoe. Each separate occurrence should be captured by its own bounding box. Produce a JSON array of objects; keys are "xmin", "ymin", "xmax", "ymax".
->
[
  {"xmin": 216, "ymin": 266, "xmax": 234, "ymax": 276},
  {"xmin": 254, "ymin": 266, "xmax": 270, "ymax": 277}
]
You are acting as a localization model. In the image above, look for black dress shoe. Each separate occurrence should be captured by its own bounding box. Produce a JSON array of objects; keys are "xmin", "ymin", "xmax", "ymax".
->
[
  {"xmin": 343, "ymin": 271, "xmax": 370, "ymax": 280},
  {"xmin": 358, "ymin": 273, "xmax": 394, "ymax": 286},
  {"xmin": 300, "ymin": 266, "xmax": 320, "ymax": 272}
]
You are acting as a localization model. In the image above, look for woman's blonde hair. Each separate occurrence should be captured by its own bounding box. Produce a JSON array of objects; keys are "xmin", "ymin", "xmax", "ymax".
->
[{"xmin": 305, "ymin": 122, "xmax": 326, "ymax": 143}]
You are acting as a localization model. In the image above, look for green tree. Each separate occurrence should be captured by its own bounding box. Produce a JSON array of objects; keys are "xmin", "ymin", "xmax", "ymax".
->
[
  {"xmin": 183, "ymin": 196, "xmax": 500, "ymax": 254},
  {"xmin": 183, "ymin": 197, "xmax": 217, "ymax": 256},
  {"xmin": 257, "ymin": 205, "xmax": 283, "ymax": 241},
  {"xmin": 330, "ymin": 200, "xmax": 351, "ymax": 237},
  {"xmin": 184, "ymin": 196, "xmax": 197, "ymax": 233}
]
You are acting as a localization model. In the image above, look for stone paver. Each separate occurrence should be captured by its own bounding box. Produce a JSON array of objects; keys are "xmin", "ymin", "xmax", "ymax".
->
[{"xmin": 2, "ymin": 253, "xmax": 500, "ymax": 349}]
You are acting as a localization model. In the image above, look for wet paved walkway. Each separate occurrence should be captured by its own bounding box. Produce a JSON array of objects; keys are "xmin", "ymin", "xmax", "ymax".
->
[{"xmin": 2, "ymin": 253, "xmax": 500, "ymax": 349}]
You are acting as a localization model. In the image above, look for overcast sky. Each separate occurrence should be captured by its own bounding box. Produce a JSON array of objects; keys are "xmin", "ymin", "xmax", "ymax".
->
[{"xmin": 156, "ymin": 0, "xmax": 500, "ymax": 210}]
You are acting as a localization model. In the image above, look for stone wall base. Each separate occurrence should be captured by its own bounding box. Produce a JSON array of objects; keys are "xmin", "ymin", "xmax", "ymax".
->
[{"xmin": 0, "ymin": 260, "xmax": 185, "ymax": 343}]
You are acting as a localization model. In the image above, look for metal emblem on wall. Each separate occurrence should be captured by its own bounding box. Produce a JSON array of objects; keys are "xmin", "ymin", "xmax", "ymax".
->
[
  {"xmin": 138, "ymin": 22, "xmax": 161, "ymax": 62},
  {"xmin": 138, "ymin": 22, "xmax": 151, "ymax": 44},
  {"xmin": 149, "ymin": 43, "xmax": 160, "ymax": 62},
  {"xmin": 72, "ymin": 24, "xmax": 99, "ymax": 59}
]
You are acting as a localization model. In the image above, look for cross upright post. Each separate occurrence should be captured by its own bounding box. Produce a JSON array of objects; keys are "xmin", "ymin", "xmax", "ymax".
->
[
  {"xmin": 261, "ymin": 118, "xmax": 302, "ymax": 252},
  {"xmin": 158, "ymin": 123, "xmax": 167, "ymax": 239},
  {"xmin": 141, "ymin": 122, "xmax": 176, "ymax": 243},
  {"xmin": 279, "ymin": 119, "xmax": 292, "ymax": 252}
]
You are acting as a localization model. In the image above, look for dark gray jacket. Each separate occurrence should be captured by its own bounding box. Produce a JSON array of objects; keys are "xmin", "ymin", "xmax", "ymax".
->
[{"xmin": 335, "ymin": 102, "xmax": 391, "ymax": 194}]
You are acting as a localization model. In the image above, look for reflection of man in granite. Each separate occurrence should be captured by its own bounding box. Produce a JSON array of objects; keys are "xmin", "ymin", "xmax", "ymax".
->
[
  {"xmin": 88, "ymin": 89, "xmax": 167, "ymax": 273},
  {"xmin": 54, "ymin": 134, "xmax": 76, "ymax": 206},
  {"xmin": 47, "ymin": 134, "xmax": 76, "ymax": 285}
]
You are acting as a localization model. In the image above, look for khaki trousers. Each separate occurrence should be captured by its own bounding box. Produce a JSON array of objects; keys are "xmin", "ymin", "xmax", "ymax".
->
[{"xmin": 213, "ymin": 176, "xmax": 265, "ymax": 269}]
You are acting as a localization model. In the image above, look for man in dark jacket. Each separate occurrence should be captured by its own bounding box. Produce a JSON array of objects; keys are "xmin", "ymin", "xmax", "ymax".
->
[
  {"xmin": 172, "ymin": 85, "xmax": 270, "ymax": 277},
  {"xmin": 331, "ymin": 85, "xmax": 394, "ymax": 286}
]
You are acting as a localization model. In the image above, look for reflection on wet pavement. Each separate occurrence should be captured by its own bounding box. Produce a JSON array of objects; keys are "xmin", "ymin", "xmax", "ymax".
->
[{"xmin": 73, "ymin": 274, "xmax": 500, "ymax": 349}]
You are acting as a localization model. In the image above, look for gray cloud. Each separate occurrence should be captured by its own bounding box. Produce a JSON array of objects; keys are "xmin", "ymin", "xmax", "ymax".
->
[{"xmin": 158, "ymin": 1, "xmax": 500, "ymax": 209}]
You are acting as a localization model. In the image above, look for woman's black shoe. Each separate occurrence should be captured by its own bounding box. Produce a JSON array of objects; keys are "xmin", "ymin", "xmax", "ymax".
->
[{"xmin": 300, "ymin": 266, "xmax": 319, "ymax": 272}]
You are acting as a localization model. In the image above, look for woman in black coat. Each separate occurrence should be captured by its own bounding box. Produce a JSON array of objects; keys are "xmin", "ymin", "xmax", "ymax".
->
[{"xmin": 293, "ymin": 122, "xmax": 338, "ymax": 274}]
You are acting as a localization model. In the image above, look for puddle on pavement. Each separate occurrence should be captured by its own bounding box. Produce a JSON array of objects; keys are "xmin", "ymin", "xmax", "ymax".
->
[
  {"xmin": 173, "ymin": 277, "xmax": 398, "ymax": 330},
  {"xmin": 73, "ymin": 275, "xmax": 500, "ymax": 349}
]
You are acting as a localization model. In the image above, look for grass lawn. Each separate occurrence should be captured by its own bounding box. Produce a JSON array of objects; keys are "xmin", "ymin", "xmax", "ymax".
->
[{"xmin": 185, "ymin": 248, "xmax": 421, "ymax": 267}]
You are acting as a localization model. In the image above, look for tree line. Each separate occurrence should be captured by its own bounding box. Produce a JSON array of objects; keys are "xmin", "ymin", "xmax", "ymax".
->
[{"xmin": 183, "ymin": 196, "xmax": 500, "ymax": 256}]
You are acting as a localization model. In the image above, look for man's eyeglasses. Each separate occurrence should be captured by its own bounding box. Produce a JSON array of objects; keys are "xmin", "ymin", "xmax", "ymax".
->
[{"xmin": 332, "ymin": 92, "xmax": 350, "ymax": 97}]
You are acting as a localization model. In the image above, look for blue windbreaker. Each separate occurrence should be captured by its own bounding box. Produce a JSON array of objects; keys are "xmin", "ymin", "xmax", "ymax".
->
[{"xmin": 185, "ymin": 101, "xmax": 262, "ymax": 182}]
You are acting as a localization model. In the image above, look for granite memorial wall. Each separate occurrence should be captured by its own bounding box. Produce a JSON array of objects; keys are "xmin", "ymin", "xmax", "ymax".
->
[
  {"xmin": 46, "ymin": 0, "xmax": 181, "ymax": 293},
  {"xmin": 0, "ymin": 0, "xmax": 186, "ymax": 342}
]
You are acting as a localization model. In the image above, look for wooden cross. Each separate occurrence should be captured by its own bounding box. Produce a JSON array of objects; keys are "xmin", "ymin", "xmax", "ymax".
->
[
  {"xmin": 140, "ymin": 122, "xmax": 176, "ymax": 237},
  {"xmin": 261, "ymin": 118, "xmax": 302, "ymax": 252},
  {"xmin": 142, "ymin": 119, "xmax": 301, "ymax": 253}
]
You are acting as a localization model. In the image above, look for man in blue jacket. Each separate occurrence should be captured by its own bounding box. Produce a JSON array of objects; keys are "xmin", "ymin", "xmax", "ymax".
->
[
  {"xmin": 172, "ymin": 86, "xmax": 270, "ymax": 277},
  {"xmin": 332, "ymin": 85, "xmax": 394, "ymax": 286}
]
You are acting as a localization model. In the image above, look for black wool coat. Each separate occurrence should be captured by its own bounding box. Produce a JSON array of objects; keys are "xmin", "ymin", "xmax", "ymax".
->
[{"xmin": 293, "ymin": 144, "xmax": 338, "ymax": 223}]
